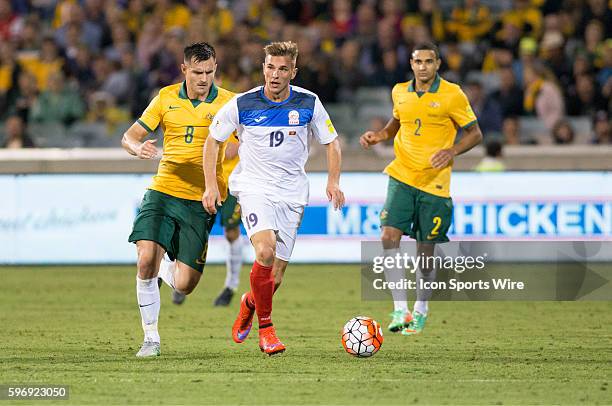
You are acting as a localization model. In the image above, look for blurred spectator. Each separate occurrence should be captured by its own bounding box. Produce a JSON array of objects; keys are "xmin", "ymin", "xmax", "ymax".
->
[
  {"xmin": 464, "ymin": 80, "xmax": 503, "ymax": 136},
  {"xmin": 195, "ymin": 0, "xmax": 234, "ymax": 39},
  {"xmin": 22, "ymin": 37, "xmax": 63, "ymax": 91},
  {"xmin": 551, "ymin": 119, "xmax": 575, "ymax": 144},
  {"xmin": 86, "ymin": 91, "xmax": 130, "ymax": 134},
  {"xmin": 15, "ymin": 16, "xmax": 41, "ymax": 55},
  {"xmin": 334, "ymin": 40, "xmax": 365, "ymax": 101},
  {"xmin": 2, "ymin": 115, "xmax": 35, "ymax": 148},
  {"xmin": 566, "ymin": 74, "xmax": 607, "ymax": 116},
  {"xmin": 65, "ymin": 44, "xmax": 95, "ymax": 92},
  {"xmin": 380, "ymin": 0, "xmax": 403, "ymax": 38},
  {"xmin": 510, "ymin": 37, "xmax": 538, "ymax": 85},
  {"xmin": 490, "ymin": 66, "xmax": 524, "ymax": 118},
  {"xmin": 583, "ymin": 19, "xmax": 605, "ymax": 68},
  {"xmin": 497, "ymin": 0, "xmax": 542, "ymax": 40},
  {"xmin": 579, "ymin": 0, "xmax": 612, "ymax": 38},
  {"xmin": 29, "ymin": 71, "xmax": 85, "ymax": 126},
  {"xmin": 475, "ymin": 139, "xmax": 506, "ymax": 172},
  {"xmin": 137, "ymin": 16, "xmax": 165, "ymax": 73},
  {"xmin": 368, "ymin": 49, "xmax": 406, "ymax": 87},
  {"xmin": 6, "ymin": 70, "xmax": 38, "ymax": 122},
  {"xmin": 523, "ymin": 63, "xmax": 565, "ymax": 130},
  {"xmin": 596, "ymin": 40, "xmax": 612, "ymax": 88},
  {"xmin": 151, "ymin": 0, "xmax": 190, "ymax": 32},
  {"xmin": 502, "ymin": 116, "xmax": 521, "ymax": 145},
  {"xmin": 149, "ymin": 28, "xmax": 185, "ymax": 88},
  {"xmin": 54, "ymin": 2, "xmax": 102, "ymax": 52},
  {"xmin": 540, "ymin": 31, "xmax": 572, "ymax": 89},
  {"xmin": 416, "ymin": 0, "xmax": 445, "ymax": 43},
  {"xmin": 331, "ymin": 0, "xmax": 355, "ymax": 41},
  {"xmin": 0, "ymin": 0, "xmax": 22, "ymax": 42},
  {"xmin": 591, "ymin": 110, "xmax": 611, "ymax": 144},
  {"xmin": 105, "ymin": 23, "xmax": 133, "ymax": 63},
  {"xmin": 446, "ymin": 0, "xmax": 493, "ymax": 44},
  {"xmin": 0, "ymin": 41, "xmax": 20, "ymax": 116}
]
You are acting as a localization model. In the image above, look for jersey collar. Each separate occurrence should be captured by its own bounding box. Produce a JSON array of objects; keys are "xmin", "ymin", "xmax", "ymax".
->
[
  {"xmin": 408, "ymin": 74, "xmax": 441, "ymax": 95},
  {"xmin": 260, "ymin": 85, "xmax": 293, "ymax": 105},
  {"xmin": 179, "ymin": 81, "xmax": 219, "ymax": 107}
]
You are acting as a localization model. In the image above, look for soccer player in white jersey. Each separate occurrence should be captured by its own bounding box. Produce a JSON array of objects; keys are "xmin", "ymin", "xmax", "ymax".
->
[{"xmin": 202, "ymin": 41, "xmax": 345, "ymax": 355}]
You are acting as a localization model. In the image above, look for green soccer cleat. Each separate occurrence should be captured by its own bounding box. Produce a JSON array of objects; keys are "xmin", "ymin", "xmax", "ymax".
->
[
  {"xmin": 136, "ymin": 341, "xmax": 161, "ymax": 357},
  {"xmin": 388, "ymin": 309, "xmax": 413, "ymax": 332},
  {"xmin": 402, "ymin": 311, "xmax": 427, "ymax": 336}
]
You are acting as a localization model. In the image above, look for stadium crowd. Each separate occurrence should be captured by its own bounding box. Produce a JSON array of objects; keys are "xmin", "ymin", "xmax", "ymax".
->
[{"xmin": 0, "ymin": 0, "xmax": 610, "ymax": 148}]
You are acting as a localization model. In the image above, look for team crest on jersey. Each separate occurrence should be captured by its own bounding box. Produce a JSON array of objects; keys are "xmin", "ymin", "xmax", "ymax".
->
[
  {"xmin": 205, "ymin": 113, "xmax": 214, "ymax": 120},
  {"xmin": 288, "ymin": 110, "xmax": 300, "ymax": 125},
  {"xmin": 429, "ymin": 101, "xmax": 440, "ymax": 108}
]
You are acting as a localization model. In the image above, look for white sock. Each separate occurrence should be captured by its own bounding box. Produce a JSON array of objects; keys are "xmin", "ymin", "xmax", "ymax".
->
[
  {"xmin": 383, "ymin": 248, "xmax": 408, "ymax": 313},
  {"xmin": 136, "ymin": 276, "xmax": 160, "ymax": 343},
  {"xmin": 158, "ymin": 257, "xmax": 176, "ymax": 290},
  {"xmin": 224, "ymin": 236, "xmax": 243, "ymax": 290},
  {"xmin": 414, "ymin": 300, "xmax": 428, "ymax": 315},
  {"xmin": 415, "ymin": 266, "xmax": 436, "ymax": 316}
]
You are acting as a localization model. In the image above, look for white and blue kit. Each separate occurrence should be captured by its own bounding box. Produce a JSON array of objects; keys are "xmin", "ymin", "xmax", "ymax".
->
[{"xmin": 210, "ymin": 85, "xmax": 338, "ymax": 260}]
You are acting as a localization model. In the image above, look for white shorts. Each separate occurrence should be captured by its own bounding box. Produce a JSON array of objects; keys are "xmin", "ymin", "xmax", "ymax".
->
[{"xmin": 237, "ymin": 193, "xmax": 305, "ymax": 261}]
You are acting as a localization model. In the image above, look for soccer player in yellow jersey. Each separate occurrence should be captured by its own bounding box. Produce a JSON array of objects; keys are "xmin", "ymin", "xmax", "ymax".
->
[
  {"xmin": 161, "ymin": 135, "xmax": 244, "ymax": 308},
  {"xmin": 360, "ymin": 42, "xmax": 482, "ymax": 336},
  {"xmin": 121, "ymin": 42, "xmax": 234, "ymax": 357}
]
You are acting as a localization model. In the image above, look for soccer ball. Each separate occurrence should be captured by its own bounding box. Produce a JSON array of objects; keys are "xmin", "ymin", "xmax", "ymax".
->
[{"xmin": 341, "ymin": 316, "xmax": 383, "ymax": 358}]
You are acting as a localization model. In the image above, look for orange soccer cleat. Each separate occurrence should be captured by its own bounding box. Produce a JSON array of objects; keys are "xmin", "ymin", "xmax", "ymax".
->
[
  {"xmin": 232, "ymin": 293, "xmax": 255, "ymax": 343},
  {"xmin": 259, "ymin": 326, "xmax": 286, "ymax": 355}
]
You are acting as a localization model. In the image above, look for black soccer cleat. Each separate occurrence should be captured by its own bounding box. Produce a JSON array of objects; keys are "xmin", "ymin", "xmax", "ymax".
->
[
  {"xmin": 213, "ymin": 287, "xmax": 234, "ymax": 307},
  {"xmin": 172, "ymin": 290, "xmax": 186, "ymax": 305}
]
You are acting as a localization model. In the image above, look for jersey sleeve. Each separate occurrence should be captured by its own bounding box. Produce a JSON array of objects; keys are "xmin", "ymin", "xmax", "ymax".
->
[
  {"xmin": 210, "ymin": 97, "xmax": 239, "ymax": 142},
  {"xmin": 137, "ymin": 94, "xmax": 162, "ymax": 133},
  {"xmin": 309, "ymin": 96, "xmax": 338, "ymax": 145},
  {"xmin": 391, "ymin": 85, "xmax": 400, "ymax": 120},
  {"xmin": 449, "ymin": 88, "xmax": 478, "ymax": 129}
]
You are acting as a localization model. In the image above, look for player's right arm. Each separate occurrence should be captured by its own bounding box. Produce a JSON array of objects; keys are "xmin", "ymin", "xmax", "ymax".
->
[
  {"xmin": 359, "ymin": 117, "xmax": 400, "ymax": 149},
  {"xmin": 202, "ymin": 97, "xmax": 239, "ymax": 214},
  {"xmin": 122, "ymin": 94, "xmax": 162, "ymax": 159},
  {"xmin": 360, "ymin": 85, "xmax": 401, "ymax": 149}
]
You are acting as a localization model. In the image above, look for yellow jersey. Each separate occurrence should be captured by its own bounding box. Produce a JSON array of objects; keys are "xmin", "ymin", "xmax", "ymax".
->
[
  {"xmin": 385, "ymin": 74, "xmax": 477, "ymax": 198},
  {"xmin": 221, "ymin": 133, "xmax": 240, "ymax": 182},
  {"xmin": 137, "ymin": 82, "xmax": 234, "ymax": 201}
]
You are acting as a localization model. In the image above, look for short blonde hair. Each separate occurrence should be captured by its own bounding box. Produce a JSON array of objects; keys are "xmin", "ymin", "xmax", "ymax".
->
[{"xmin": 263, "ymin": 41, "xmax": 298, "ymax": 64}]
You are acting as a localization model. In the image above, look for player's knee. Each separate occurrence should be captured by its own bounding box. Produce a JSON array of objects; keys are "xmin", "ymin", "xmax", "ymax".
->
[
  {"xmin": 136, "ymin": 253, "xmax": 158, "ymax": 278},
  {"xmin": 175, "ymin": 280, "xmax": 196, "ymax": 295},
  {"xmin": 255, "ymin": 245, "xmax": 275, "ymax": 266},
  {"xmin": 381, "ymin": 229, "xmax": 401, "ymax": 248}
]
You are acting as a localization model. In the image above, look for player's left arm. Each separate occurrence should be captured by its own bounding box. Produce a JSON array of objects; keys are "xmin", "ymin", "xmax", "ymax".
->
[
  {"xmin": 430, "ymin": 89, "xmax": 483, "ymax": 169},
  {"xmin": 325, "ymin": 139, "xmax": 345, "ymax": 209},
  {"xmin": 312, "ymin": 97, "xmax": 345, "ymax": 209}
]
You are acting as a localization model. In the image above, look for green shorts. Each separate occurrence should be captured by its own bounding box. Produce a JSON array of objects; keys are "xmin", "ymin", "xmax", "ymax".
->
[
  {"xmin": 128, "ymin": 189, "xmax": 216, "ymax": 272},
  {"xmin": 380, "ymin": 176, "xmax": 453, "ymax": 243},
  {"xmin": 219, "ymin": 194, "xmax": 242, "ymax": 229}
]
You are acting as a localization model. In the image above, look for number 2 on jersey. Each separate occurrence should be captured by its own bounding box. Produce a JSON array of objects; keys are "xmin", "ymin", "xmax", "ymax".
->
[
  {"xmin": 414, "ymin": 119, "xmax": 422, "ymax": 136},
  {"xmin": 185, "ymin": 125, "xmax": 194, "ymax": 143}
]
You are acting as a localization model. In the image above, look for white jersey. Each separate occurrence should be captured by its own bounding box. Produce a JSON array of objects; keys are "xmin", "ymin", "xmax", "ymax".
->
[{"xmin": 210, "ymin": 85, "xmax": 337, "ymax": 205}]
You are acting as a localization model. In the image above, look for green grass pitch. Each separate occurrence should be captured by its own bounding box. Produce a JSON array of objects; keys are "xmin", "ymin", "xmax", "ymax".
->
[{"xmin": 1, "ymin": 265, "xmax": 610, "ymax": 405}]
